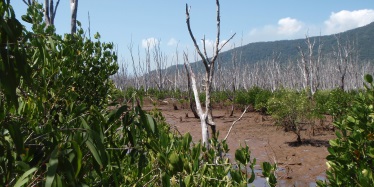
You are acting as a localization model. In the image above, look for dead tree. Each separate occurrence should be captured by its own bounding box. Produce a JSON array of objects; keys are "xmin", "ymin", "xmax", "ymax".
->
[
  {"xmin": 297, "ymin": 35, "xmax": 323, "ymax": 97},
  {"xmin": 70, "ymin": 0, "xmax": 78, "ymax": 34},
  {"xmin": 184, "ymin": 0, "xmax": 235, "ymax": 146},
  {"xmin": 184, "ymin": 58, "xmax": 199, "ymax": 119},
  {"xmin": 332, "ymin": 35, "xmax": 357, "ymax": 91}
]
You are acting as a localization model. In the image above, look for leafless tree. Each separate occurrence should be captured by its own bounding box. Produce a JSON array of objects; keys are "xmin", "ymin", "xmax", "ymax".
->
[
  {"xmin": 297, "ymin": 35, "xmax": 323, "ymax": 97},
  {"xmin": 184, "ymin": 0, "xmax": 235, "ymax": 146},
  {"xmin": 332, "ymin": 35, "xmax": 357, "ymax": 90},
  {"xmin": 153, "ymin": 41, "xmax": 169, "ymax": 91},
  {"xmin": 184, "ymin": 54, "xmax": 199, "ymax": 119}
]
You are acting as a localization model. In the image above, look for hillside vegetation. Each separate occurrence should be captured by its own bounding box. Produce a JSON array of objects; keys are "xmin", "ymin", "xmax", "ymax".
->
[{"xmin": 216, "ymin": 21, "xmax": 374, "ymax": 66}]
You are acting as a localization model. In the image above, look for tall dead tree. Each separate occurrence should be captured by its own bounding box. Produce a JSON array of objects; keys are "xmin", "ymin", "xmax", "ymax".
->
[
  {"xmin": 70, "ymin": 0, "xmax": 78, "ymax": 34},
  {"xmin": 332, "ymin": 35, "xmax": 357, "ymax": 91},
  {"xmin": 297, "ymin": 35, "xmax": 323, "ymax": 97},
  {"xmin": 184, "ymin": 0, "xmax": 235, "ymax": 146},
  {"xmin": 44, "ymin": 0, "xmax": 60, "ymax": 26},
  {"xmin": 184, "ymin": 57, "xmax": 199, "ymax": 119}
]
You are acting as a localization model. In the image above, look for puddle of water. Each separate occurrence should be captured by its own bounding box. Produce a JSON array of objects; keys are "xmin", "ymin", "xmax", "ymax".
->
[{"xmin": 225, "ymin": 153, "xmax": 325, "ymax": 187}]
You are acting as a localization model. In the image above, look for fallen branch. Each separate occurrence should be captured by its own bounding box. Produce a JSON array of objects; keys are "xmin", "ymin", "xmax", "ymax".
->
[{"xmin": 224, "ymin": 105, "xmax": 250, "ymax": 141}]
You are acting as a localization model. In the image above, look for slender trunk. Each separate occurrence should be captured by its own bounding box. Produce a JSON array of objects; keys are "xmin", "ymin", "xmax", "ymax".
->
[
  {"xmin": 70, "ymin": 0, "xmax": 78, "ymax": 34},
  {"xmin": 185, "ymin": 58, "xmax": 209, "ymax": 146},
  {"xmin": 184, "ymin": 63, "xmax": 199, "ymax": 118}
]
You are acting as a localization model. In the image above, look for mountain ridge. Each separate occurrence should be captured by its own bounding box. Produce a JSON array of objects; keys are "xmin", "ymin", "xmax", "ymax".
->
[{"xmin": 217, "ymin": 21, "xmax": 374, "ymax": 65}]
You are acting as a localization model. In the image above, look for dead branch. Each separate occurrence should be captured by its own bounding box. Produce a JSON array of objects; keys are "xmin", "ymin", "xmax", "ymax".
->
[{"xmin": 224, "ymin": 105, "xmax": 250, "ymax": 141}]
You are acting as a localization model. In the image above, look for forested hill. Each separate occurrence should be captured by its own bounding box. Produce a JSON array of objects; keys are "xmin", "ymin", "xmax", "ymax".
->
[{"xmin": 214, "ymin": 21, "xmax": 374, "ymax": 65}]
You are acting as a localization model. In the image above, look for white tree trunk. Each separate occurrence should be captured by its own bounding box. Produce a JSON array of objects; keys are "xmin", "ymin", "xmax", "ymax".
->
[{"xmin": 70, "ymin": 0, "xmax": 78, "ymax": 34}]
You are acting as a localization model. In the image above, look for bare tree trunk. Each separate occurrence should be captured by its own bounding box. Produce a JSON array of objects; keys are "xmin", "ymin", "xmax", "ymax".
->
[
  {"xmin": 184, "ymin": 62, "xmax": 199, "ymax": 118},
  {"xmin": 184, "ymin": 53, "xmax": 209, "ymax": 145},
  {"xmin": 185, "ymin": 0, "xmax": 235, "ymax": 143},
  {"xmin": 70, "ymin": 0, "xmax": 78, "ymax": 34}
]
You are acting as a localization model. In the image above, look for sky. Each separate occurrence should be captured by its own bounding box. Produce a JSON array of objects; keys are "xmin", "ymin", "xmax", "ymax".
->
[{"xmin": 12, "ymin": 1, "xmax": 374, "ymax": 70}]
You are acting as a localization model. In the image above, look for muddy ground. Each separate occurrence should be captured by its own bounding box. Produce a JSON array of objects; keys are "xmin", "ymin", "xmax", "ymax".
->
[{"xmin": 144, "ymin": 98, "xmax": 336, "ymax": 187}]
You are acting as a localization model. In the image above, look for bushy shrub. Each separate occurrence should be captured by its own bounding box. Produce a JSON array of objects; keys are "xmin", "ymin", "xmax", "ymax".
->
[
  {"xmin": 325, "ymin": 88, "xmax": 353, "ymax": 120},
  {"xmin": 254, "ymin": 89, "xmax": 273, "ymax": 114},
  {"xmin": 199, "ymin": 92, "xmax": 206, "ymax": 105},
  {"xmin": 313, "ymin": 90, "xmax": 331, "ymax": 115},
  {"xmin": 267, "ymin": 90, "xmax": 315, "ymax": 143},
  {"xmin": 234, "ymin": 90, "xmax": 249, "ymax": 106},
  {"xmin": 233, "ymin": 87, "xmax": 273, "ymax": 112},
  {"xmin": 0, "ymin": 3, "xmax": 277, "ymax": 186},
  {"xmin": 211, "ymin": 90, "xmax": 231, "ymax": 104},
  {"xmin": 317, "ymin": 74, "xmax": 374, "ymax": 186}
]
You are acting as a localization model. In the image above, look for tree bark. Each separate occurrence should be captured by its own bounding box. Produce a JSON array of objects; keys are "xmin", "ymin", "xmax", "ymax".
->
[
  {"xmin": 70, "ymin": 0, "xmax": 78, "ymax": 34},
  {"xmin": 184, "ymin": 62, "xmax": 199, "ymax": 118},
  {"xmin": 185, "ymin": 0, "xmax": 235, "ymax": 143}
]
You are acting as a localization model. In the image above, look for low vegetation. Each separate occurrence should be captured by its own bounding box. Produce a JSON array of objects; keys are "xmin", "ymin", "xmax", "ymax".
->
[
  {"xmin": 2, "ymin": 1, "xmax": 374, "ymax": 186},
  {"xmin": 1, "ymin": 2, "xmax": 277, "ymax": 186}
]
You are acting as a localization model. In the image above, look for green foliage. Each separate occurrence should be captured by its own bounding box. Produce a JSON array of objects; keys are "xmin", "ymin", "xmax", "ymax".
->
[
  {"xmin": 211, "ymin": 91, "xmax": 231, "ymax": 104},
  {"xmin": 313, "ymin": 90, "xmax": 331, "ymax": 115},
  {"xmin": 0, "ymin": 1, "xmax": 31, "ymax": 107},
  {"xmin": 146, "ymin": 87, "xmax": 187, "ymax": 101},
  {"xmin": 253, "ymin": 88, "xmax": 272, "ymax": 114},
  {"xmin": 0, "ymin": 2, "xmax": 118, "ymax": 186},
  {"xmin": 233, "ymin": 87, "xmax": 272, "ymax": 112},
  {"xmin": 0, "ymin": 2, "xmax": 277, "ymax": 186},
  {"xmin": 324, "ymin": 89, "xmax": 353, "ymax": 120},
  {"xmin": 317, "ymin": 74, "xmax": 374, "ymax": 186},
  {"xmin": 199, "ymin": 92, "xmax": 206, "ymax": 105},
  {"xmin": 267, "ymin": 90, "xmax": 315, "ymax": 143},
  {"xmin": 262, "ymin": 162, "xmax": 277, "ymax": 187}
]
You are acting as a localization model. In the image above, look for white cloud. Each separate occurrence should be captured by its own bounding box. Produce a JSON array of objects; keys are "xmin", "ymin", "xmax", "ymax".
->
[
  {"xmin": 247, "ymin": 17, "xmax": 305, "ymax": 43},
  {"xmin": 277, "ymin": 17, "xmax": 303, "ymax": 35},
  {"xmin": 141, "ymin": 37, "xmax": 159, "ymax": 49},
  {"xmin": 324, "ymin": 9, "xmax": 374, "ymax": 34},
  {"xmin": 167, "ymin": 38, "xmax": 178, "ymax": 46}
]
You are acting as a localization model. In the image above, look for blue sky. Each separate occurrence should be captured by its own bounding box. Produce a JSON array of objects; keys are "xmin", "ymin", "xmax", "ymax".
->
[{"xmin": 12, "ymin": 1, "xmax": 374, "ymax": 67}]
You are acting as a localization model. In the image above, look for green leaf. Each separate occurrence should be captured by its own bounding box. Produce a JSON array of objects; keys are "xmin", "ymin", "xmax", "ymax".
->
[
  {"xmin": 335, "ymin": 131, "xmax": 342, "ymax": 139},
  {"xmin": 6, "ymin": 123, "xmax": 24, "ymax": 155},
  {"xmin": 368, "ymin": 148, "xmax": 374, "ymax": 158},
  {"xmin": 235, "ymin": 149, "xmax": 247, "ymax": 165},
  {"xmin": 364, "ymin": 74, "xmax": 373, "ymax": 84},
  {"xmin": 21, "ymin": 15, "xmax": 32, "ymax": 23},
  {"xmin": 329, "ymin": 139, "xmax": 339, "ymax": 147},
  {"xmin": 184, "ymin": 175, "xmax": 193, "ymax": 187},
  {"xmin": 86, "ymin": 138, "xmax": 104, "ymax": 168},
  {"xmin": 230, "ymin": 170, "xmax": 242, "ymax": 183},
  {"xmin": 262, "ymin": 162, "xmax": 271, "ymax": 176},
  {"xmin": 107, "ymin": 105, "xmax": 128, "ymax": 124},
  {"xmin": 183, "ymin": 133, "xmax": 192, "ymax": 150},
  {"xmin": 162, "ymin": 172, "xmax": 171, "ymax": 187},
  {"xmin": 71, "ymin": 141, "xmax": 82, "ymax": 178},
  {"xmin": 46, "ymin": 146, "xmax": 59, "ymax": 187},
  {"xmin": 146, "ymin": 114, "xmax": 157, "ymax": 134},
  {"xmin": 248, "ymin": 167, "xmax": 256, "ymax": 183},
  {"xmin": 14, "ymin": 167, "xmax": 38, "ymax": 187}
]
